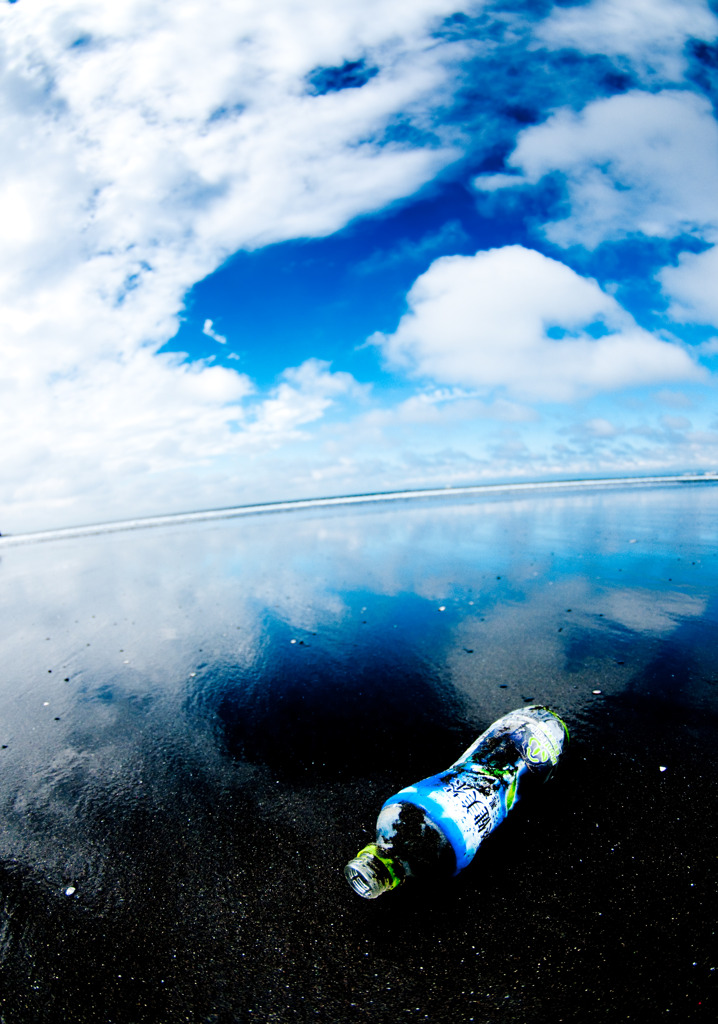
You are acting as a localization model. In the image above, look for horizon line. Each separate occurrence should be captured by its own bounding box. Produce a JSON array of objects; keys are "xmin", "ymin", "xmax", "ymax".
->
[{"xmin": 2, "ymin": 472, "xmax": 717, "ymax": 547}]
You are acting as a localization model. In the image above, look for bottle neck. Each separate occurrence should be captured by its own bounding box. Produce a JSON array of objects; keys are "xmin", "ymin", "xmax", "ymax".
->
[{"xmin": 344, "ymin": 844, "xmax": 403, "ymax": 899}]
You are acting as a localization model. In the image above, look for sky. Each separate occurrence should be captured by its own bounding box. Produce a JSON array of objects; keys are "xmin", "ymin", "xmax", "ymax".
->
[{"xmin": 2, "ymin": 0, "xmax": 718, "ymax": 532}]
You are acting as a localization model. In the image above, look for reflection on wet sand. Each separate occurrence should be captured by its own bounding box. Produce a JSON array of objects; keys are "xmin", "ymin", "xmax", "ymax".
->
[{"xmin": 1, "ymin": 482, "xmax": 717, "ymax": 1022}]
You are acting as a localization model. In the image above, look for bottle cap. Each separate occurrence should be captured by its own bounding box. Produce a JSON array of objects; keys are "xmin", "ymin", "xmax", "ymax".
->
[{"xmin": 344, "ymin": 844, "xmax": 402, "ymax": 899}]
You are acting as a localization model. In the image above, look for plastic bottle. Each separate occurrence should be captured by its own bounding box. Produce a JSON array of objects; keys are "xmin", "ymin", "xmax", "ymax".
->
[{"xmin": 345, "ymin": 705, "xmax": 568, "ymax": 899}]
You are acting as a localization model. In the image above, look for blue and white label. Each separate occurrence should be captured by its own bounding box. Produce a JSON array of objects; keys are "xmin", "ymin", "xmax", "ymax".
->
[{"xmin": 387, "ymin": 770, "xmax": 505, "ymax": 874}]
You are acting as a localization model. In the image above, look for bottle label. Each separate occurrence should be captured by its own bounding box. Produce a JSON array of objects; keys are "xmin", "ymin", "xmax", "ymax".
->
[{"xmin": 390, "ymin": 765, "xmax": 521, "ymax": 874}]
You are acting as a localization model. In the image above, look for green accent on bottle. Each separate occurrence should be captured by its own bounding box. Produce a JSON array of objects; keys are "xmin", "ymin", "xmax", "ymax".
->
[
  {"xmin": 504, "ymin": 771, "xmax": 518, "ymax": 812},
  {"xmin": 527, "ymin": 735, "xmax": 550, "ymax": 764},
  {"xmin": 470, "ymin": 765, "xmax": 504, "ymax": 780},
  {"xmin": 355, "ymin": 844, "xmax": 402, "ymax": 890},
  {"xmin": 554, "ymin": 712, "xmax": 570, "ymax": 743}
]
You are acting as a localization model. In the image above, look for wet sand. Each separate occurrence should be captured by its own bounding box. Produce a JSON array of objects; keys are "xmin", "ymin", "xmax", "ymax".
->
[{"xmin": 0, "ymin": 481, "xmax": 716, "ymax": 1022}]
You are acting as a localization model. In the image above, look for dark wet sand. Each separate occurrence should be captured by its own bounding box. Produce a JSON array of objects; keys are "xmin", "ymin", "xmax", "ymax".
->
[{"xmin": 0, "ymin": 481, "xmax": 716, "ymax": 1022}]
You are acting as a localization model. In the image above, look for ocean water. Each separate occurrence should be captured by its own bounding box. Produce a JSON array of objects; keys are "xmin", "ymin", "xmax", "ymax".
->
[{"xmin": 0, "ymin": 480, "xmax": 716, "ymax": 1022}]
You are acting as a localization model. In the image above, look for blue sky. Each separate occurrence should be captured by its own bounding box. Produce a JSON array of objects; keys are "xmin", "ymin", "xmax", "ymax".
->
[{"xmin": 2, "ymin": 0, "xmax": 718, "ymax": 531}]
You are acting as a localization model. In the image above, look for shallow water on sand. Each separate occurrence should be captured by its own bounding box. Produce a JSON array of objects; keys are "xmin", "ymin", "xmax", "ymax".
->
[{"xmin": 1, "ymin": 481, "xmax": 716, "ymax": 1022}]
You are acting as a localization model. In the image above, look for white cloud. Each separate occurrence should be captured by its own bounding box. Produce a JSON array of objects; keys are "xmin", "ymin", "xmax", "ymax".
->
[
  {"xmin": 655, "ymin": 390, "xmax": 695, "ymax": 408},
  {"xmin": 659, "ymin": 245, "xmax": 718, "ymax": 324},
  {"xmin": 660, "ymin": 414, "xmax": 692, "ymax": 431},
  {"xmin": 203, "ymin": 319, "xmax": 227, "ymax": 345},
  {"xmin": 474, "ymin": 173, "xmax": 524, "ymax": 192},
  {"xmin": 0, "ymin": 0, "xmax": 479, "ymax": 529},
  {"xmin": 537, "ymin": 0, "xmax": 718, "ymax": 79},
  {"xmin": 2, "ymin": 356, "xmax": 363, "ymax": 531},
  {"xmin": 476, "ymin": 90, "xmax": 718, "ymax": 248},
  {"xmin": 360, "ymin": 391, "xmax": 537, "ymax": 428},
  {"xmin": 583, "ymin": 418, "xmax": 618, "ymax": 439},
  {"xmin": 246, "ymin": 359, "xmax": 366, "ymax": 441},
  {"xmin": 2, "ymin": 1, "xmax": 716, "ymax": 532},
  {"xmin": 376, "ymin": 246, "xmax": 702, "ymax": 401},
  {"xmin": 197, "ymin": 391, "xmax": 718, "ymax": 508},
  {"xmin": 1, "ymin": 0, "xmax": 469, "ymax": 299}
]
